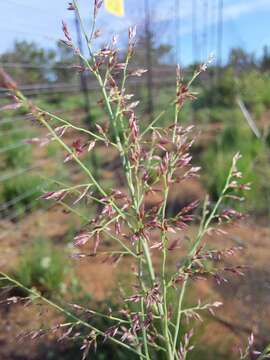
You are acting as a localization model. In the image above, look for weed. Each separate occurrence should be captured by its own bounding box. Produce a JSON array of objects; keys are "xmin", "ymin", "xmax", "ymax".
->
[
  {"xmin": 0, "ymin": 2, "xmax": 267, "ymax": 360},
  {"xmin": 0, "ymin": 127, "xmax": 34, "ymax": 168},
  {"xmin": 201, "ymin": 121, "xmax": 270, "ymax": 214},
  {"xmin": 14, "ymin": 238, "xmax": 68, "ymax": 296},
  {"xmin": 0, "ymin": 174, "xmax": 43, "ymax": 216}
]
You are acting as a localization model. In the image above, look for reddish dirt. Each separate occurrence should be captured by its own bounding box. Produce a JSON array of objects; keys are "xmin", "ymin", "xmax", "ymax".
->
[
  {"xmin": 2, "ymin": 213, "xmax": 269, "ymax": 358},
  {"xmin": 0, "ymin": 115, "xmax": 269, "ymax": 359}
]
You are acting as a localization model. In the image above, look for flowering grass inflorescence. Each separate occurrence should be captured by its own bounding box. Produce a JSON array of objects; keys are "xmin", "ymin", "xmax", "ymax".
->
[{"xmin": 0, "ymin": 1, "xmax": 268, "ymax": 359}]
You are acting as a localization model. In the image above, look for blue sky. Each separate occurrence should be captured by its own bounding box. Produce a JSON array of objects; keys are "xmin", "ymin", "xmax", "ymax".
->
[{"xmin": 1, "ymin": 0, "xmax": 270, "ymax": 65}]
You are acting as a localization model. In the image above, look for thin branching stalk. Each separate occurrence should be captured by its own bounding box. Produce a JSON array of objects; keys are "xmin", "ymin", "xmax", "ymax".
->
[
  {"xmin": 0, "ymin": 3, "xmax": 251, "ymax": 359},
  {"xmin": 172, "ymin": 156, "xmax": 239, "ymax": 357},
  {"xmin": 0, "ymin": 271, "xmax": 146, "ymax": 358}
]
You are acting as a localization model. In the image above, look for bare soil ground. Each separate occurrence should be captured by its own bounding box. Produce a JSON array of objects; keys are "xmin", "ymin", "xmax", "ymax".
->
[{"xmin": 0, "ymin": 115, "xmax": 269, "ymax": 359}]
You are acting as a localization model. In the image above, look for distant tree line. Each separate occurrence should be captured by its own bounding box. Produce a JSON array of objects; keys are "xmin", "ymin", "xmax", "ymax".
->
[{"xmin": 1, "ymin": 38, "xmax": 270, "ymax": 85}]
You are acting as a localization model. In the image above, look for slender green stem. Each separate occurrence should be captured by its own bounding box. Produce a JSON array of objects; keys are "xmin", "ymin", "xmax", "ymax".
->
[
  {"xmin": 18, "ymin": 92, "xmax": 128, "ymax": 223},
  {"xmin": 36, "ymin": 107, "xmax": 106, "ymax": 143},
  {"xmin": 141, "ymin": 65, "xmax": 202, "ymax": 141},
  {"xmin": 58, "ymin": 199, "xmax": 139, "ymax": 260},
  {"xmin": 1, "ymin": 11, "xmax": 228, "ymax": 360},
  {"xmin": 172, "ymin": 158, "xmax": 236, "ymax": 357},
  {"xmin": 59, "ymin": 200, "xmax": 89, "ymax": 221},
  {"xmin": 140, "ymin": 98, "xmax": 176, "ymax": 138},
  {"xmin": 73, "ymin": 0, "xmax": 95, "ymax": 58},
  {"xmin": 20, "ymin": 94, "xmax": 106, "ymax": 198},
  {"xmin": 40, "ymin": 177, "xmax": 105, "ymax": 206},
  {"xmin": 137, "ymin": 240, "xmax": 151, "ymax": 360},
  {"xmin": 74, "ymin": 21, "xmax": 160, "ymax": 360},
  {"xmin": 77, "ymin": 307, "xmax": 129, "ymax": 324},
  {"xmin": 141, "ymin": 239, "xmax": 156, "ymax": 285},
  {"xmin": 140, "ymin": 296, "xmax": 151, "ymax": 360},
  {"xmin": 0, "ymin": 271, "xmax": 146, "ymax": 358},
  {"xmin": 160, "ymin": 178, "xmax": 174, "ymax": 359},
  {"xmin": 103, "ymin": 230, "xmax": 140, "ymax": 260}
]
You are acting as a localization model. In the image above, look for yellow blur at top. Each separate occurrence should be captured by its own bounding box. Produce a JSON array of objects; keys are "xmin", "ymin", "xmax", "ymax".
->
[{"xmin": 104, "ymin": 0, "xmax": 124, "ymax": 16}]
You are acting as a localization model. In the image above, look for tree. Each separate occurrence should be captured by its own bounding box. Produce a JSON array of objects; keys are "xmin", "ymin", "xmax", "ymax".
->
[
  {"xmin": 0, "ymin": 40, "xmax": 56, "ymax": 84},
  {"xmin": 261, "ymin": 45, "xmax": 270, "ymax": 71},
  {"xmin": 53, "ymin": 41, "xmax": 77, "ymax": 83},
  {"xmin": 128, "ymin": 31, "xmax": 172, "ymax": 67},
  {"xmin": 228, "ymin": 47, "xmax": 255, "ymax": 74}
]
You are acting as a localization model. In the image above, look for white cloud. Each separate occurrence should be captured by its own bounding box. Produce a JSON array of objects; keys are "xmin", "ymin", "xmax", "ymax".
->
[
  {"xmin": 224, "ymin": 0, "xmax": 270, "ymax": 20},
  {"xmin": 149, "ymin": 0, "xmax": 270, "ymax": 36}
]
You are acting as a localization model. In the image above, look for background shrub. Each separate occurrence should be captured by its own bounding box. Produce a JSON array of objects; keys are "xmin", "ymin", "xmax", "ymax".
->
[{"xmin": 14, "ymin": 238, "xmax": 68, "ymax": 296}]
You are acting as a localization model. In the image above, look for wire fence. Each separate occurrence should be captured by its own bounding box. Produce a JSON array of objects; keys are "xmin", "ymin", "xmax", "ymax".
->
[
  {"xmin": 0, "ymin": 65, "xmax": 177, "ymax": 91},
  {"xmin": 0, "ymin": 0, "xmax": 226, "ymax": 235}
]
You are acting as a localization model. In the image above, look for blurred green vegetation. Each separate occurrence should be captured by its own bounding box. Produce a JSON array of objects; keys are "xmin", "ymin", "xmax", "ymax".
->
[
  {"xmin": 193, "ymin": 68, "xmax": 270, "ymax": 216},
  {"xmin": 0, "ymin": 174, "xmax": 43, "ymax": 214},
  {"xmin": 14, "ymin": 238, "xmax": 70, "ymax": 296},
  {"xmin": 194, "ymin": 68, "xmax": 270, "ymax": 117},
  {"xmin": 151, "ymin": 65, "xmax": 270, "ymax": 216},
  {"xmin": 0, "ymin": 121, "xmax": 33, "ymax": 168},
  {"xmin": 1, "ymin": 41, "xmax": 270, "ymax": 359},
  {"xmin": 201, "ymin": 121, "xmax": 270, "ymax": 214}
]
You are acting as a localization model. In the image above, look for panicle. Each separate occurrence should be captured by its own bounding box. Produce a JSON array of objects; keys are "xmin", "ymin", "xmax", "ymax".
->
[
  {"xmin": 128, "ymin": 26, "xmax": 136, "ymax": 41},
  {"xmin": 39, "ymin": 190, "xmax": 67, "ymax": 201},
  {"xmin": 0, "ymin": 68, "xmax": 18, "ymax": 90},
  {"xmin": 62, "ymin": 21, "xmax": 72, "ymax": 41},
  {"xmin": 94, "ymin": 0, "xmax": 103, "ymax": 17}
]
